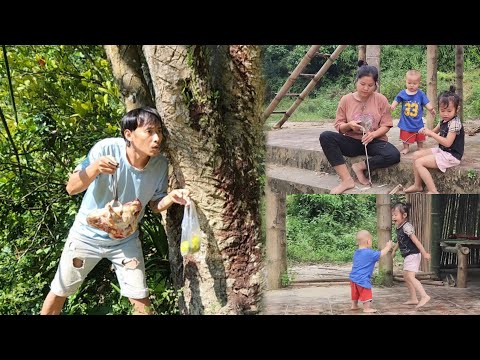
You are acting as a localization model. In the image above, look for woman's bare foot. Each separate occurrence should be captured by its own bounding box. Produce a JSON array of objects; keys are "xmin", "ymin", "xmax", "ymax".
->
[
  {"xmin": 330, "ymin": 178, "xmax": 355, "ymax": 194},
  {"xmin": 404, "ymin": 185, "xmax": 424, "ymax": 193},
  {"xmin": 403, "ymin": 300, "xmax": 419, "ymax": 305},
  {"xmin": 400, "ymin": 148, "xmax": 410, "ymax": 155},
  {"xmin": 363, "ymin": 308, "xmax": 377, "ymax": 313},
  {"xmin": 426, "ymin": 191, "xmax": 439, "ymax": 194},
  {"xmin": 350, "ymin": 306, "xmax": 361, "ymax": 310},
  {"xmin": 415, "ymin": 295, "xmax": 431, "ymax": 309},
  {"xmin": 351, "ymin": 163, "xmax": 370, "ymax": 185}
]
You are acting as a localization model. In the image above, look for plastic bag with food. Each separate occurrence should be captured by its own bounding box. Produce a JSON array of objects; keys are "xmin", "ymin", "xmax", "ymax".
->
[{"xmin": 180, "ymin": 202, "xmax": 201, "ymax": 256}]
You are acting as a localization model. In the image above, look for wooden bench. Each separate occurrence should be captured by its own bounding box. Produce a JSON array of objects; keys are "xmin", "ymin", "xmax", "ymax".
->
[{"xmin": 440, "ymin": 239, "xmax": 480, "ymax": 288}]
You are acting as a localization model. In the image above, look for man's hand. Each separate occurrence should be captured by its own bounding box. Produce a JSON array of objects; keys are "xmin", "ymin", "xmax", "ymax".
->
[
  {"xmin": 169, "ymin": 189, "xmax": 191, "ymax": 206},
  {"xmin": 95, "ymin": 155, "xmax": 119, "ymax": 175}
]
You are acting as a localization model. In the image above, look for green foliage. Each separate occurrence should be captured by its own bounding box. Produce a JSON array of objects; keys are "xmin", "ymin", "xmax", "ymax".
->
[
  {"xmin": 467, "ymin": 169, "xmax": 477, "ymax": 179},
  {"xmin": 281, "ymin": 270, "xmax": 294, "ymax": 287},
  {"xmin": 370, "ymin": 269, "xmax": 386, "ymax": 287},
  {"xmin": 0, "ymin": 46, "xmax": 177, "ymax": 314},
  {"xmin": 286, "ymin": 195, "xmax": 377, "ymax": 263}
]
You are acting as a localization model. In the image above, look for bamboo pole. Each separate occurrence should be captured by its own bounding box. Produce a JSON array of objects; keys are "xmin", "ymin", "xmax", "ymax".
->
[
  {"xmin": 377, "ymin": 194, "xmax": 393, "ymax": 285},
  {"xmin": 455, "ymin": 45, "xmax": 464, "ymax": 121},
  {"xmin": 423, "ymin": 195, "xmax": 432, "ymax": 272},
  {"xmin": 431, "ymin": 195, "xmax": 443, "ymax": 278},
  {"xmin": 262, "ymin": 45, "xmax": 321, "ymax": 122},
  {"xmin": 426, "ymin": 45, "xmax": 438, "ymax": 129},
  {"xmin": 273, "ymin": 45, "xmax": 348, "ymax": 129}
]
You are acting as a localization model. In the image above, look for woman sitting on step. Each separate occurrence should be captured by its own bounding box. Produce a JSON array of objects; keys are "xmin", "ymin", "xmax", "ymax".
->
[{"xmin": 319, "ymin": 61, "xmax": 401, "ymax": 194}]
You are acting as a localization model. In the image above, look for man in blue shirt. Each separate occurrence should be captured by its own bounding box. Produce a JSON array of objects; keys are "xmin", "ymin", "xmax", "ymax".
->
[
  {"xmin": 349, "ymin": 230, "xmax": 392, "ymax": 313},
  {"xmin": 41, "ymin": 107, "xmax": 191, "ymax": 315}
]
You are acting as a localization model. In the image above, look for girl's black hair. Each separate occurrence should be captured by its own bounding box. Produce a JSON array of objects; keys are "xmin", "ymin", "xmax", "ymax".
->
[
  {"xmin": 355, "ymin": 60, "xmax": 379, "ymax": 84},
  {"xmin": 392, "ymin": 202, "xmax": 411, "ymax": 219},
  {"xmin": 438, "ymin": 85, "xmax": 461, "ymax": 111},
  {"xmin": 121, "ymin": 107, "xmax": 162, "ymax": 146}
]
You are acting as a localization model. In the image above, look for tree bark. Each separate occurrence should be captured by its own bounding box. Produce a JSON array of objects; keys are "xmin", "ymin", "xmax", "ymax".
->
[
  {"xmin": 455, "ymin": 45, "xmax": 464, "ymax": 121},
  {"xmin": 366, "ymin": 45, "xmax": 381, "ymax": 91},
  {"xmin": 141, "ymin": 45, "xmax": 264, "ymax": 314},
  {"xmin": 377, "ymin": 194, "xmax": 393, "ymax": 286},
  {"xmin": 427, "ymin": 45, "xmax": 438, "ymax": 129},
  {"xmin": 104, "ymin": 45, "xmax": 154, "ymax": 111}
]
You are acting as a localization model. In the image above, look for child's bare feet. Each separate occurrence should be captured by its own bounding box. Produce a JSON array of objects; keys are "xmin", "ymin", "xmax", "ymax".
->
[
  {"xmin": 330, "ymin": 178, "xmax": 355, "ymax": 194},
  {"xmin": 403, "ymin": 300, "xmax": 419, "ymax": 305},
  {"xmin": 426, "ymin": 191, "xmax": 439, "ymax": 194},
  {"xmin": 352, "ymin": 163, "xmax": 370, "ymax": 185},
  {"xmin": 363, "ymin": 308, "xmax": 378, "ymax": 313},
  {"xmin": 415, "ymin": 295, "xmax": 431, "ymax": 309},
  {"xmin": 350, "ymin": 306, "xmax": 361, "ymax": 310},
  {"xmin": 400, "ymin": 148, "xmax": 409, "ymax": 155},
  {"xmin": 404, "ymin": 185, "xmax": 424, "ymax": 193}
]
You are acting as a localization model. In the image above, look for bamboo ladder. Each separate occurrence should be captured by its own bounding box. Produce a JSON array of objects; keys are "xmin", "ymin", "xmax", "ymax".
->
[{"xmin": 262, "ymin": 45, "xmax": 348, "ymax": 129}]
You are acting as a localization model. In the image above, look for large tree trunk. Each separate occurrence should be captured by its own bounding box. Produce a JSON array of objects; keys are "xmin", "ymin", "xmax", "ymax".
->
[
  {"xmin": 455, "ymin": 45, "xmax": 464, "ymax": 121},
  {"xmin": 104, "ymin": 45, "xmax": 154, "ymax": 111},
  {"xmin": 377, "ymin": 195, "xmax": 393, "ymax": 286},
  {"xmin": 426, "ymin": 45, "xmax": 438, "ymax": 129},
  {"xmin": 366, "ymin": 45, "xmax": 380, "ymax": 91},
  {"xmin": 140, "ymin": 45, "xmax": 264, "ymax": 314}
]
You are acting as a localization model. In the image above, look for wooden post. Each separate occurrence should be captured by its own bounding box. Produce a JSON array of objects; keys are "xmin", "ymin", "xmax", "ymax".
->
[
  {"xmin": 358, "ymin": 45, "xmax": 366, "ymax": 63},
  {"xmin": 366, "ymin": 45, "xmax": 381, "ymax": 92},
  {"xmin": 377, "ymin": 194, "xmax": 393, "ymax": 286},
  {"xmin": 456, "ymin": 244, "xmax": 470, "ymax": 288},
  {"xmin": 455, "ymin": 45, "xmax": 464, "ymax": 121},
  {"xmin": 430, "ymin": 195, "xmax": 443, "ymax": 279},
  {"xmin": 427, "ymin": 45, "xmax": 438, "ymax": 129},
  {"xmin": 265, "ymin": 181, "xmax": 287, "ymax": 290}
]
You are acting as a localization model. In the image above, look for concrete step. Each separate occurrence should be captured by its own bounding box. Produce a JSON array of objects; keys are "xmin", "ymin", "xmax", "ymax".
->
[
  {"xmin": 266, "ymin": 145, "xmax": 480, "ymax": 194},
  {"xmin": 266, "ymin": 164, "xmax": 396, "ymax": 194}
]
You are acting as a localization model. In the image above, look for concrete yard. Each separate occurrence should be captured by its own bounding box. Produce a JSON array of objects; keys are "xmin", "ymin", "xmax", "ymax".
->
[{"xmin": 261, "ymin": 264, "xmax": 480, "ymax": 315}]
